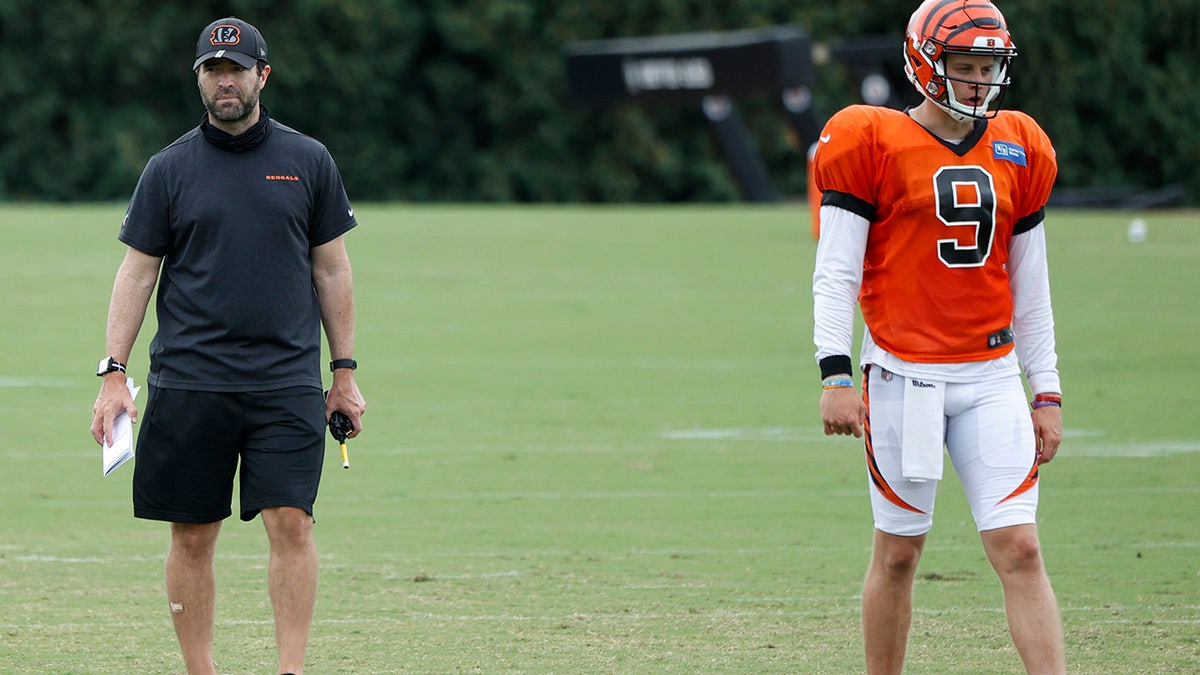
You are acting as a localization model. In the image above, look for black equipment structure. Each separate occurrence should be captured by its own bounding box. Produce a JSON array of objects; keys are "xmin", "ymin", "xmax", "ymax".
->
[
  {"xmin": 565, "ymin": 26, "xmax": 820, "ymax": 203},
  {"xmin": 565, "ymin": 27, "xmax": 921, "ymax": 203},
  {"xmin": 822, "ymin": 34, "xmax": 918, "ymax": 111}
]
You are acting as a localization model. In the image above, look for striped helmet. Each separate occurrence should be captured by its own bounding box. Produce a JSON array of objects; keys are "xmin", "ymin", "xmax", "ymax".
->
[{"xmin": 903, "ymin": 0, "xmax": 1017, "ymax": 122}]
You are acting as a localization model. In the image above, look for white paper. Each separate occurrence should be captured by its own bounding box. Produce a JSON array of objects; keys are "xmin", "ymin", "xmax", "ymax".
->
[{"xmin": 102, "ymin": 377, "xmax": 141, "ymax": 477}]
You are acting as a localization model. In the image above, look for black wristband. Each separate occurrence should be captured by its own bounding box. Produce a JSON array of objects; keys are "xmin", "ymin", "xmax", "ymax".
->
[
  {"xmin": 819, "ymin": 355, "xmax": 853, "ymax": 380},
  {"xmin": 330, "ymin": 358, "xmax": 358, "ymax": 372}
]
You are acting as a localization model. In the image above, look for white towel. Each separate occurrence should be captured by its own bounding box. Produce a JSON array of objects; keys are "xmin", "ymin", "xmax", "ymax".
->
[{"xmin": 901, "ymin": 377, "xmax": 946, "ymax": 482}]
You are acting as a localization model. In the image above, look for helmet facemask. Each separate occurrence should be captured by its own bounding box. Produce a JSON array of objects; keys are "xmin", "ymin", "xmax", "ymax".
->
[{"xmin": 929, "ymin": 45, "xmax": 1012, "ymax": 122}]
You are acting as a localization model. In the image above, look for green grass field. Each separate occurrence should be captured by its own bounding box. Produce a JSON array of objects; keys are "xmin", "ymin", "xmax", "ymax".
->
[{"xmin": 0, "ymin": 204, "xmax": 1196, "ymax": 674}]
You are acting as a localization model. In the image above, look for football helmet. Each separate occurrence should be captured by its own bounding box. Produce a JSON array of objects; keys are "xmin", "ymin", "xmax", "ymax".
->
[{"xmin": 903, "ymin": 0, "xmax": 1016, "ymax": 123}]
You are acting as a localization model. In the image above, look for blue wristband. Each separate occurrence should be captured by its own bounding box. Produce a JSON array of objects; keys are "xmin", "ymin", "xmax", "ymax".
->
[{"xmin": 822, "ymin": 376, "xmax": 853, "ymax": 389}]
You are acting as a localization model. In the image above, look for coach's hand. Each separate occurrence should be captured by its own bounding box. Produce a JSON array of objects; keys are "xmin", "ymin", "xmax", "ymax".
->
[
  {"xmin": 326, "ymin": 369, "xmax": 366, "ymax": 439},
  {"xmin": 1032, "ymin": 405, "xmax": 1063, "ymax": 464},
  {"xmin": 821, "ymin": 386, "xmax": 866, "ymax": 438},
  {"xmin": 91, "ymin": 373, "xmax": 137, "ymax": 447}
]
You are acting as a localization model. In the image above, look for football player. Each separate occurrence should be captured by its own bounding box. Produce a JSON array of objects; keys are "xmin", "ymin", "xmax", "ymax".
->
[{"xmin": 811, "ymin": 1, "xmax": 1067, "ymax": 672}]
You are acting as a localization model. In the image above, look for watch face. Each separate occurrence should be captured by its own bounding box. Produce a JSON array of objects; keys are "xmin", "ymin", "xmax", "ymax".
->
[{"xmin": 97, "ymin": 357, "xmax": 111, "ymax": 375}]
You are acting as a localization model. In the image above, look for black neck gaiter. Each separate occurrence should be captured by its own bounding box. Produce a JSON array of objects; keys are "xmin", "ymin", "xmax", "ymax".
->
[{"xmin": 200, "ymin": 105, "xmax": 272, "ymax": 152}]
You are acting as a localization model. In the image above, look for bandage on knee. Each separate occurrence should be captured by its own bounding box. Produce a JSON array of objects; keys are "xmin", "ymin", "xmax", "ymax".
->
[{"xmin": 169, "ymin": 601, "xmax": 185, "ymax": 614}]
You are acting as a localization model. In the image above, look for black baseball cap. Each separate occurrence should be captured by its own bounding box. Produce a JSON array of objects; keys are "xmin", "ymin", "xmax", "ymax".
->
[{"xmin": 193, "ymin": 17, "xmax": 268, "ymax": 70}]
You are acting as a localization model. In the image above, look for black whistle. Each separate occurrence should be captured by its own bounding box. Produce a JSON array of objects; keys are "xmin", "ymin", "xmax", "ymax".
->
[{"xmin": 328, "ymin": 410, "xmax": 353, "ymax": 443}]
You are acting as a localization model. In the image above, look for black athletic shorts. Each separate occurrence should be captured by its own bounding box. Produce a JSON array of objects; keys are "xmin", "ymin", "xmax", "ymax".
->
[{"xmin": 133, "ymin": 385, "xmax": 326, "ymax": 523}]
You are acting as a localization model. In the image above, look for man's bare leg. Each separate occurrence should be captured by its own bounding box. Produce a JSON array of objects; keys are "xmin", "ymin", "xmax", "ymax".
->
[
  {"xmin": 262, "ymin": 506, "xmax": 318, "ymax": 675},
  {"xmin": 167, "ymin": 521, "xmax": 223, "ymax": 675},
  {"xmin": 863, "ymin": 530, "xmax": 926, "ymax": 675},
  {"xmin": 981, "ymin": 524, "xmax": 1066, "ymax": 674}
]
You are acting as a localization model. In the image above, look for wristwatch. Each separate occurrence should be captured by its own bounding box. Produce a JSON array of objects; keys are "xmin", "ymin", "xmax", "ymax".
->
[
  {"xmin": 329, "ymin": 358, "xmax": 358, "ymax": 372},
  {"xmin": 97, "ymin": 356, "xmax": 126, "ymax": 376}
]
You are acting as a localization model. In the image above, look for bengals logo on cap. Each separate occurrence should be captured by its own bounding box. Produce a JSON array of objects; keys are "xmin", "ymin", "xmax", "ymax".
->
[{"xmin": 209, "ymin": 25, "xmax": 241, "ymax": 47}]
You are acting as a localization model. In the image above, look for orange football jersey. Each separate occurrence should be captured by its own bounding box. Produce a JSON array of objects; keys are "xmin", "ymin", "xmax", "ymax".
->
[{"xmin": 813, "ymin": 105, "xmax": 1057, "ymax": 363}]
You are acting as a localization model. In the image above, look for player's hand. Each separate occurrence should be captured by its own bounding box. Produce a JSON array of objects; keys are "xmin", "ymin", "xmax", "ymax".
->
[
  {"xmin": 820, "ymin": 386, "xmax": 866, "ymax": 438},
  {"xmin": 90, "ymin": 374, "xmax": 137, "ymax": 447},
  {"xmin": 1032, "ymin": 405, "xmax": 1063, "ymax": 464}
]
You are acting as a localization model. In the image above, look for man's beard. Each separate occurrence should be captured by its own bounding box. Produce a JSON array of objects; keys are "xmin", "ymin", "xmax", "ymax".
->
[{"xmin": 204, "ymin": 85, "xmax": 262, "ymax": 123}]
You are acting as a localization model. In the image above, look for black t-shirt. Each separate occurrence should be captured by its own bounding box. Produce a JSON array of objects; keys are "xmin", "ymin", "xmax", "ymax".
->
[{"xmin": 119, "ymin": 118, "xmax": 356, "ymax": 391}]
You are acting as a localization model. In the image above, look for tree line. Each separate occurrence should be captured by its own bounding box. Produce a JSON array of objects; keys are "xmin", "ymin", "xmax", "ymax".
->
[{"xmin": 0, "ymin": 0, "xmax": 1194, "ymax": 204}]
